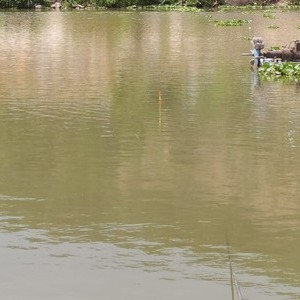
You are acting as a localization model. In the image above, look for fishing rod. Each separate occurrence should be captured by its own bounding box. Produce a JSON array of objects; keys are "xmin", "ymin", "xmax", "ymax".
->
[{"xmin": 226, "ymin": 235, "xmax": 244, "ymax": 300}]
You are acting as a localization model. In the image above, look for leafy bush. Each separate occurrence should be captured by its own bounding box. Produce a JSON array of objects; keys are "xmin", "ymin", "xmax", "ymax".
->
[{"xmin": 0, "ymin": 0, "xmax": 48, "ymax": 8}]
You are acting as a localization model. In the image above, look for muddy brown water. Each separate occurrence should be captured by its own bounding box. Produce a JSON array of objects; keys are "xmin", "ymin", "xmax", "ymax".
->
[{"xmin": 0, "ymin": 9, "xmax": 300, "ymax": 299}]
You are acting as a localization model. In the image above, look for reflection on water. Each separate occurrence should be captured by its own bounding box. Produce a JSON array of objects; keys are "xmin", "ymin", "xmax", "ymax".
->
[{"xmin": 1, "ymin": 10, "xmax": 300, "ymax": 300}]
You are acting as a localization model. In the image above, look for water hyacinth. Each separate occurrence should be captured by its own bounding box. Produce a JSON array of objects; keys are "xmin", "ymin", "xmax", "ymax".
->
[
  {"xmin": 263, "ymin": 12, "xmax": 276, "ymax": 18},
  {"xmin": 144, "ymin": 5, "xmax": 202, "ymax": 12},
  {"xmin": 214, "ymin": 19, "xmax": 250, "ymax": 26},
  {"xmin": 258, "ymin": 62, "xmax": 300, "ymax": 79}
]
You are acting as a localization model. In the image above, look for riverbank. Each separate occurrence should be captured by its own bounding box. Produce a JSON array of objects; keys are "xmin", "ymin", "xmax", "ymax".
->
[{"xmin": 0, "ymin": 0, "xmax": 299, "ymax": 10}]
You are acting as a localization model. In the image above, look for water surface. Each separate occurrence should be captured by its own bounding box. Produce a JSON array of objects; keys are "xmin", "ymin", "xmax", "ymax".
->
[{"xmin": 0, "ymin": 9, "xmax": 300, "ymax": 299}]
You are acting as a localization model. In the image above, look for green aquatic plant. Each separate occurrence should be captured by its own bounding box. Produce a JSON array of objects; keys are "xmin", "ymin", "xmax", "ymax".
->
[
  {"xmin": 269, "ymin": 46, "xmax": 280, "ymax": 50},
  {"xmin": 220, "ymin": 4, "xmax": 262, "ymax": 11},
  {"xmin": 214, "ymin": 19, "xmax": 250, "ymax": 26},
  {"xmin": 268, "ymin": 24, "xmax": 279, "ymax": 29},
  {"xmin": 142, "ymin": 5, "xmax": 202, "ymax": 11},
  {"xmin": 263, "ymin": 12, "xmax": 276, "ymax": 18},
  {"xmin": 258, "ymin": 62, "xmax": 300, "ymax": 79}
]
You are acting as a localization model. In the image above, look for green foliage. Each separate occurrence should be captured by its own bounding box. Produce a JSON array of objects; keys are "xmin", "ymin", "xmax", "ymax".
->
[
  {"xmin": 0, "ymin": 0, "xmax": 47, "ymax": 8},
  {"xmin": 258, "ymin": 62, "xmax": 300, "ymax": 79},
  {"xmin": 94, "ymin": 0, "xmax": 133, "ymax": 7},
  {"xmin": 197, "ymin": 0, "xmax": 225, "ymax": 7},
  {"xmin": 289, "ymin": 0, "xmax": 300, "ymax": 5},
  {"xmin": 214, "ymin": 18, "xmax": 250, "ymax": 26},
  {"xmin": 267, "ymin": 24, "xmax": 279, "ymax": 28}
]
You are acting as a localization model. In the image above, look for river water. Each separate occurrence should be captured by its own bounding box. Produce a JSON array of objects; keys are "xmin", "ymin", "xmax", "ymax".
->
[{"xmin": 0, "ymin": 9, "xmax": 300, "ymax": 300}]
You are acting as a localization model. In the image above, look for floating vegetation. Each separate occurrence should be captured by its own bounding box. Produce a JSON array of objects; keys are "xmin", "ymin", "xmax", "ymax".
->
[
  {"xmin": 258, "ymin": 62, "xmax": 300, "ymax": 79},
  {"xmin": 220, "ymin": 4, "xmax": 268, "ymax": 11},
  {"xmin": 297, "ymin": 25, "xmax": 300, "ymax": 29},
  {"xmin": 142, "ymin": 5, "xmax": 202, "ymax": 12},
  {"xmin": 263, "ymin": 12, "xmax": 276, "ymax": 18},
  {"xmin": 219, "ymin": 4, "xmax": 300, "ymax": 12},
  {"xmin": 214, "ymin": 19, "xmax": 250, "ymax": 26},
  {"xmin": 268, "ymin": 24, "xmax": 279, "ymax": 29},
  {"xmin": 269, "ymin": 46, "xmax": 280, "ymax": 50}
]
